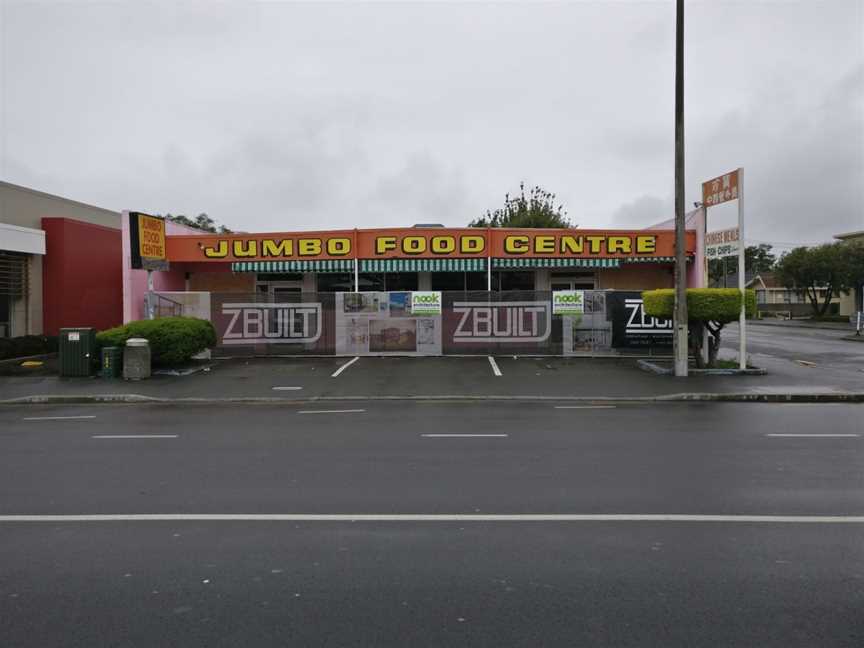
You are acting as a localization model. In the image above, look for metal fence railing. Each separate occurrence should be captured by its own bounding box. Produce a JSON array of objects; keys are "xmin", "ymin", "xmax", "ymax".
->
[{"xmin": 208, "ymin": 290, "xmax": 675, "ymax": 357}]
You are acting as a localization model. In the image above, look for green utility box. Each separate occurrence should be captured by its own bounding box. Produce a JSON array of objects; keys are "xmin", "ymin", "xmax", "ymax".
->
[
  {"xmin": 59, "ymin": 328, "xmax": 97, "ymax": 377},
  {"xmin": 100, "ymin": 346, "xmax": 123, "ymax": 378}
]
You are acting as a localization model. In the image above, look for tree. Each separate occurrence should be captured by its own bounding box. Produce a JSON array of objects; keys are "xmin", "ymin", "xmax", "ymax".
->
[
  {"xmin": 774, "ymin": 241, "xmax": 864, "ymax": 317},
  {"xmin": 708, "ymin": 243, "xmax": 775, "ymax": 286},
  {"xmin": 165, "ymin": 212, "xmax": 232, "ymax": 234},
  {"xmin": 470, "ymin": 182, "xmax": 571, "ymax": 228},
  {"xmin": 643, "ymin": 288, "xmax": 756, "ymax": 368}
]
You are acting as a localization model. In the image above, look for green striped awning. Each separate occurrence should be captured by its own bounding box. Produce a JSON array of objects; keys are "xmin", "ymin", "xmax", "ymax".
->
[
  {"xmin": 492, "ymin": 258, "xmax": 620, "ymax": 269},
  {"xmin": 622, "ymin": 256, "xmax": 683, "ymax": 264},
  {"xmin": 231, "ymin": 260, "xmax": 354, "ymax": 273},
  {"xmin": 359, "ymin": 258, "xmax": 487, "ymax": 272}
]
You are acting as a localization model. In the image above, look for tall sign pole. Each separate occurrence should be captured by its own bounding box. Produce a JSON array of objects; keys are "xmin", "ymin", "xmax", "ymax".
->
[
  {"xmin": 702, "ymin": 169, "xmax": 745, "ymax": 368},
  {"xmin": 673, "ymin": 0, "xmax": 688, "ymax": 377},
  {"xmin": 737, "ymin": 167, "xmax": 746, "ymax": 369}
]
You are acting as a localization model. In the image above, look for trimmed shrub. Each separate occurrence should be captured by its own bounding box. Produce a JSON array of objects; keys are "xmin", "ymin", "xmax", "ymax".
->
[
  {"xmin": 643, "ymin": 288, "xmax": 756, "ymax": 321},
  {"xmin": 0, "ymin": 335, "xmax": 59, "ymax": 361},
  {"xmin": 96, "ymin": 317, "xmax": 216, "ymax": 366},
  {"xmin": 642, "ymin": 288, "xmax": 756, "ymax": 368}
]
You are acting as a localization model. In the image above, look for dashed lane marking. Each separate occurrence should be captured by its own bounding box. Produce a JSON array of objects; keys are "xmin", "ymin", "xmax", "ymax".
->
[
  {"xmin": 297, "ymin": 409, "xmax": 366, "ymax": 415},
  {"xmin": 23, "ymin": 415, "xmax": 96, "ymax": 421},
  {"xmin": 91, "ymin": 435, "xmax": 178, "ymax": 439}
]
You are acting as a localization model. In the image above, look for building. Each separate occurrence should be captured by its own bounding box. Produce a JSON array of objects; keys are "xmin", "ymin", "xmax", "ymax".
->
[
  {"xmin": 151, "ymin": 225, "xmax": 696, "ymax": 299},
  {"xmin": 128, "ymin": 222, "xmax": 698, "ymax": 356},
  {"xmin": 746, "ymin": 272, "xmax": 838, "ymax": 318},
  {"xmin": 834, "ymin": 230, "xmax": 864, "ymax": 316},
  {"xmin": 0, "ymin": 182, "xmax": 123, "ymax": 337}
]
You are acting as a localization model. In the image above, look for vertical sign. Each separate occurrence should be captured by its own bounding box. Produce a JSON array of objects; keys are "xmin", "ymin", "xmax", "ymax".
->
[
  {"xmin": 129, "ymin": 212, "xmax": 169, "ymax": 271},
  {"xmin": 701, "ymin": 170, "xmax": 739, "ymax": 207},
  {"xmin": 701, "ymin": 168, "xmax": 746, "ymax": 369}
]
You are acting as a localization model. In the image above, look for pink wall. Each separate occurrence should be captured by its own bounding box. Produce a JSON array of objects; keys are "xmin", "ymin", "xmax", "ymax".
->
[
  {"xmin": 646, "ymin": 207, "xmax": 705, "ymax": 288},
  {"xmin": 122, "ymin": 214, "xmax": 200, "ymax": 322}
]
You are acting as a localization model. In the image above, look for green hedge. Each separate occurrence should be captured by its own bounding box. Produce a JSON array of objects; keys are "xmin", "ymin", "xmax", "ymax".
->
[
  {"xmin": 643, "ymin": 288, "xmax": 756, "ymax": 323},
  {"xmin": 96, "ymin": 317, "xmax": 216, "ymax": 366},
  {"xmin": 0, "ymin": 335, "xmax": 59, "ymax": 361}
]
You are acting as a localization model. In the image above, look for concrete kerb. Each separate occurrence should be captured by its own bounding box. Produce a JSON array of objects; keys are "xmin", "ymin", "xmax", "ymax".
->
[
  {"xmin": 2, "ymin": 392, "xmax": 864, "ymax": 406},
  {"xmin": 637, "ymin": 359, "xmax": 768, "ymax": 376}
]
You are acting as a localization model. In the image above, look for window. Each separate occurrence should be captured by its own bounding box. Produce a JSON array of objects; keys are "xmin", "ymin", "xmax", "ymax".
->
[
  {"xmin": 357, "ymin": 273, "xmax": 385, "ymax": 291},
  {"xmin": 431, "ymin": 272, "xmax": 465, "ymax": 291},
  {"xmin": 385, "ymin": 273, "xmax": 418, "ymax": 291},
  {"xmin": 317, "ymin": 273, "xmax": 354, "ymax": 292},
  {"xmin": 495, "ymin": 271, "xmax": 534, "ymax": 291},
  {"xmin": 256, "ymin": 273, "xmax": 303, "ymax": 282}
]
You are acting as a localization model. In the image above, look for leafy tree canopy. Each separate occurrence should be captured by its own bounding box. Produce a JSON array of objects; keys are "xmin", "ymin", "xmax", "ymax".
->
[
  {"xmin": 774, "ymin": 241, "xmax": 864, "ymax": 317},
  {"xmin": 470, "ymin": 183, "xmax": 571, "ymax": 228},
  {"xmin": 165, "ymin": 213, "xmax": 232, "ymax": 234},
  {"xmin": 708, "ymin": 243, "xmax": 775, "ymax": 285}
]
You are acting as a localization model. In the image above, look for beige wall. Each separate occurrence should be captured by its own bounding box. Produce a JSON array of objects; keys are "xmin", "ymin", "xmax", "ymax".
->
[
  {"xmin": 0, "ymin": 182, "xmax": 119, "ymax": 231},
  {"xmin": 597, "ymin": 264, "xmax": 673, "ymax": 290},
  {"xmin": 0, "ymin": 182, "xmax": 120, "ymax": 336},
  {"xmin": 189, "ymin": 272, "xmax": 255, "ymax": 293}
]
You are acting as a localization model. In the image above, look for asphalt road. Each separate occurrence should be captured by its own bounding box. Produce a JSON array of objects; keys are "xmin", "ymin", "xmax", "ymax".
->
[
  {"xmin": 1, "ymin": 402, "xmax": 862, "ymax": 647},
  {"xmin": 723, "ymin": 322, "xmax": 864, "ymax": 373}
]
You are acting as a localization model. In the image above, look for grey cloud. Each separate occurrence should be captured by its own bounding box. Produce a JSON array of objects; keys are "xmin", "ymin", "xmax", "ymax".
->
[{"xmin": 2, "ymin": 1, "xmax": 861, "ymax": 241}]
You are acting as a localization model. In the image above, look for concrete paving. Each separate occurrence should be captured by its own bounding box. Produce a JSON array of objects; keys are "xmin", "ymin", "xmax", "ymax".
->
[
  {"xmin": 0, "ymin": 402, "xmax": 862, "ymax": 647},
  {"xmin": 1, "ymin": 353, "xmax": 861, "ymax": 403}
]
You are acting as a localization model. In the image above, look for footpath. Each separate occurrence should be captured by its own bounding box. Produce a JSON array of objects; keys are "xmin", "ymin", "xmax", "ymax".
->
[{"xmin": 1, "ymin": 355, "xmax": 862, "ymax": 405}]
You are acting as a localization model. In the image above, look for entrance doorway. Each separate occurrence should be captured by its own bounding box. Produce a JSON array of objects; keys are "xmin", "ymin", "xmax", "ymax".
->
[
  {"xmin": 256, "ymin": 280, "xmax": 303, "ymax": 303},
  {"xmin": 550, "ymin": 273, "xmax": 596, "ymax": 291}
]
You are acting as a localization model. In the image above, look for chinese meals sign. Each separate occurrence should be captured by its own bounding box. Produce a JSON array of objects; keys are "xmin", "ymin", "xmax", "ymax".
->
[{"xmin": 705, "ymin": 227, "xmax": 740, "ymax": 259}]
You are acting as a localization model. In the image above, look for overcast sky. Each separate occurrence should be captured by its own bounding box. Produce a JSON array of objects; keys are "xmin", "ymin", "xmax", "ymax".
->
[{"xmin": 2, "ymin": 0, "xmax": 862, "ymax": 248}]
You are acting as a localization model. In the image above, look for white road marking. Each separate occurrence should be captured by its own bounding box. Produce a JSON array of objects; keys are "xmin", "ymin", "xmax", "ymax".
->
[
  {"xmin": 422, "ymin": 434, "xmax": 508, "ymax": 438},
  {"xmin": 91, "ymin": 435, "xmax": 178, "ymax": 439},
  {"xmin": 766, "ymin": 434, "xmax": 859, "ymax": 438},
  {"xmin": 0, "ymin": 514, "xmax": 862, "ymax": 523},
  {"xmin": 487, "ymin": 356, "xmax": 502, "ymax": 377},
  {"xmin": 272, "ymin": 386, "xmax": 303, "ymax": 391},
  {"xmin": 23, "ymin": 415, "xmax": 96, "ymax": 421},
  {"xmin": 297, "ymin": 409, "xmax": 366, "ymax": 415},
  {"xmin": 331, "ymin": 356, "xmax": 360, "ymax": 377},
  {"xmin": 554, "ymin": 405, "xmax": 617, "ymax": 409}
]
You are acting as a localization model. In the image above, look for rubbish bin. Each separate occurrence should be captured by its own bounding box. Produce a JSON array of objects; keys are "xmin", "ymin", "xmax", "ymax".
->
[
  {"xmin": 123, "ymin": 338, "xmax": 151, "ymax": 380},
  {"xmin": 100, "ymin": 346, "xmax": 123, "ymax": 378},
  {"xmin": 59, "ymin": 328, "xmax": 97, "ymax": 377}
]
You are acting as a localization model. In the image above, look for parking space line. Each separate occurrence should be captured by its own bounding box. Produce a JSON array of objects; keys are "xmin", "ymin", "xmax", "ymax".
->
[
  {"xmin": 331, "ymin": 356, "xmax": 360, "ymax": 377},
  {"xmin": 422, "ymin": 434, "xmax": 508, "ymax": 438},
  {"xmin": 554, "ymin": 406, "xmax": 616, "ymax": 410},
  {"xmin": 487, "ymin": 356, "xmax": 502, "ymax": 376},
  {"xmin": 297, "ymin": 409, "xmax": 366, "ymax": 415},
  {"xmin": 272, "ymin": 386, "xmax": 303, "ymax": 391},
  {"xmin": 766, "ymin": 434, "xmax": 859, "ymax": 438},
  {"xmin": 92, "ymin": 435, "xmax": 178, "ymax": 439},
  {"xmin": 23, "ymin": 415, "xmax": 96, "ymax": 421}
]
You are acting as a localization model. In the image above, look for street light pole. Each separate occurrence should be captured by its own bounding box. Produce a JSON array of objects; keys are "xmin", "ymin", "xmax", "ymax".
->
[{"xmin": 673, "ymin": 0, "xmax": 688, "ymax": 377}]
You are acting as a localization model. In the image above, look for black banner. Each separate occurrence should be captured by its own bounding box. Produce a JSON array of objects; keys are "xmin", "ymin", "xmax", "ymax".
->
[{"xmin": 608, "ymin": 291, "xmax": 673, "ymax": 349}]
